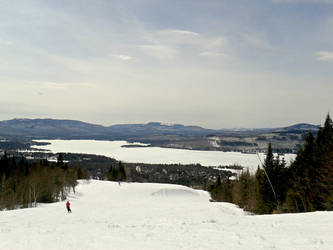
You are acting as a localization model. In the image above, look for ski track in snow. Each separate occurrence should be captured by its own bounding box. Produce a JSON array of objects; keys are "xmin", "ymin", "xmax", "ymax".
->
[{"xmin": 1, "ymin": 180, "xmax": 332, "ymax": 250}]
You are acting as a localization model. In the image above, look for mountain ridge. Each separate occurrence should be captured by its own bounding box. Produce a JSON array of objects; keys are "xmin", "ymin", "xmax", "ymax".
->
[
  {"xmin": 0, "ymin": 118, "xmax": 319, "ymax": 132},
  {"xmin": 0, "ymin": 118, "xmax": 320, "ymax": 153},
  {"xmin": 0, "ymin": 118, "xmax": 216, "ymax": 139}
]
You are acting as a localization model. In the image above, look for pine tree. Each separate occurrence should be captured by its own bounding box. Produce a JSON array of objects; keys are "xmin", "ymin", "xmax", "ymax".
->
[
  {"xmin": 283, "ymin": 114, "xmax": 333, "ymax": 212},
  {"xmin": 264, "ymin": 143, "xmax": 274, "ymax": 175},
  {"xmin": 232, "ymin": 169, "xmax": 255, "ymax": 211},
  {"xmin": 315, "ymin": 113, "xmax": 333, "ymax": 210},
  {"xmin": 208, "ymin": 175, "xmax": 233, "ymax": 202},
  {"xmin": 107, "ymin": 161, "xmax": 127, "ymax": 182},
  {"xmin": 118, "ymin": 161, "xmax": 126, "ymax": 181},
  {"xmin": 284, "ymin": 132, "xmax": 316, "ymax": 212},
  {"xmin": 254, "ymin": 143, "xmax": 278, "ymax": 213},
  {"xmin": 57, "ymin": 153, "xmax": 64, "ymax": 169}
]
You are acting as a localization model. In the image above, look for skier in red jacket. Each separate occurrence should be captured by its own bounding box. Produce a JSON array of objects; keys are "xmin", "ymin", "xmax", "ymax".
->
[{"xmin": 66, "ymin": 201, "xmax": 72, "ymax": 213}]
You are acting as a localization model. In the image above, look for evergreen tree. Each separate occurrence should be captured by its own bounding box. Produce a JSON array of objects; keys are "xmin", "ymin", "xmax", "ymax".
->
[
  {"xmin": 254, "ymin": 143, "xmax": 278, "ymax": 213},
  {"xmin": 209, "ymin": 175, "xmax": 232, "ymax": 202},
  {"xmin": 284, "ymin": 114, "xmax": 333, "ymax": 212},
  {"xmin": 57, "ymin": 153, "xmax": 64, "ymax": 169},
  {"xmin": 118, "ymin": 161, "xmax": 126, "ymax": 181},
  {"xmin": 314, "ymin": 114, "xmax": 333, "ymax": 210},
  {"xmin": 254, "ymin": 168, "xmax": 274, "ymax": 214},
  {"xmin": 232, "ymin": 169, "xmax": 255, "ymax": 211},
  {"xmin": 107, "ymin": 161, "xmax": 127, "ymax": 182},
  {"xmin": 0, "ymin": 155, "xmax": 90, "ymax": 210},
  {"xmin": 207, "ymin": 114, "xmax": 333, "ymax": 214},
  {"xmin": 264, "ymin": 143, "xmax": 274, "ymax": 175}
]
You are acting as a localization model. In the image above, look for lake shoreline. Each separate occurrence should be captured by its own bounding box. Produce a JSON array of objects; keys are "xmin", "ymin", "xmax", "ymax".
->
[{"xmin": 31, "ymin": 139, "xmax": 296, "ymax": 173}]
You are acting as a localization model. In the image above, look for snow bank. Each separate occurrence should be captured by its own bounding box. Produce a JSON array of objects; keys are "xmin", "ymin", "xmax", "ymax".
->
[{"xmin": 1, "ymin": 180, "xmax": 332, "ymax": 250}]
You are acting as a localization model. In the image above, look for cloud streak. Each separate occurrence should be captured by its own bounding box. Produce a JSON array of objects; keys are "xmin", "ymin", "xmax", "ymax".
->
[
  {"xmin": 138, "ymin": 44, "xmax": 179, "ymax": 60},
  {"xmin": 114, "ymin": 55, "xmax": 133, "ymax": 61},
  {"xmin": 139, "ymin": 29, "xmax": 230, "ymax": 61},
  {"xmin": 316, "ymin": 51, "xmax": 333, "ymax": 62}
]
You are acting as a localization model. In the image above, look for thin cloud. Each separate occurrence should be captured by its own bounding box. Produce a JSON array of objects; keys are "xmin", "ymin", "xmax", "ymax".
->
[
  {"xmin": 205, "ymin": 37, "xmax": 227, "ymax": 50},
  {"xmin": 142, "ymin": 29, "xmax": 229, "ymax": 60},
  {"xmin": 114, "ymin": 55, "xmax": 133, "ymax": 61},
  {"xmin": 157, "ymin": 29, "xmax": 200, "ymax": 37},
  {"xmin": 154, "ymin": 29, "xmax": 201, "ymax": 45},
  {"xmin": 49, "ymin": 55, "xmax": 96, "ymax": 73},
  {"xmin": 23, "ymin": 80, "xmax": 97, "ymax": 90},
  {"xmin": 138, "ymin": 45, "xmax": 179, "ymax": 60},
  {"xmin": 199, "ymin": 51, "xmax": 225, "ymax": 57},
  {"xmin": 144, "ymin": 29, "xmax": 202, "ymax": 50},
  {"xmin": 238, "ymin": 32, "xmax": 273, "ymax": 51},
  {"xmin": 0, "ymin": 39, "xmax": 12, "ymax": 46},
  {"xmin": 200, "ymin": 37, "xmax": 228, "ymax": 58},
  {"xmin": 316, "ymin": 51, "xmax": 333, "ymax": 62}
]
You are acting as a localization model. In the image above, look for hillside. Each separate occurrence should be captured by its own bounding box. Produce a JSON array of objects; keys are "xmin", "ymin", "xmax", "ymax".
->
[
  {"xmin": 0, "ymin": 180, "xmax": 332, "ymax": 250},
  {"xmin": 0, "ymin": 118, "xmax": 319, "ymax": 152},
  {"xmin": 0, "ymin": 119, "xmax": 213, "ymax": 139}
]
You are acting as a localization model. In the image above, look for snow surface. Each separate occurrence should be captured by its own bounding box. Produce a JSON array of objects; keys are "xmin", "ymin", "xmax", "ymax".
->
[
  {"xmin": 1, "ymin": 180, "xmax": 332, "ymax": 250},
  {"xmin": 207, "ymin": 136, "xmax": 220, "ymax": 148},
  {"xmin": 32, "ymin": 140, "xmax": 296, "ymax": 173}
]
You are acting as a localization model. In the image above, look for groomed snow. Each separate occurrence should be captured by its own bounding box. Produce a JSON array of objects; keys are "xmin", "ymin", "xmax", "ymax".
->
[{"xmin": 1, "ymin": 180, "xmax": 332, "ymax": 250}]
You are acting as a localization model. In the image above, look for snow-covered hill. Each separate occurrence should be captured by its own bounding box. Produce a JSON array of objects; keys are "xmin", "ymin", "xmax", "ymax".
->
[{"xmin": 1, "ymin": 180, "xmax": 332, "ymax": 250}]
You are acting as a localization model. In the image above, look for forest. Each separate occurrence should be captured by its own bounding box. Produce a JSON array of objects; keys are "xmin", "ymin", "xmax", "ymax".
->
[
  {"xmin": 0, "ymin": 154, "xmax": 89, "ymax": 210},
  {"xmin": 209, "ymin": 114, "xmax": 333, "ymax": 214}
]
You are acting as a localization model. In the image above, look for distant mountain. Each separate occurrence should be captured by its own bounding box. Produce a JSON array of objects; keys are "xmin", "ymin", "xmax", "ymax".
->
[
  {"xmin": 217, "ymin": 123, "xmax": 319, "ymax": 134},
  {"xmin": 0, "ymin": 118, "xmax": 106, "ymax": 138},
  {"xmin": 0, "ymin": 118, "xmax": 321, "ymax": 152},
  {"xmin": 0, "ymin": 119, "xmax": 215, "ymax": 140},
  {"xmin": 274, "ymin": 123, "xmax": 319, "ymax": 133},
  {"xmin": 108, "ymin": 122, "xmax": 215, "ymax": 138}
]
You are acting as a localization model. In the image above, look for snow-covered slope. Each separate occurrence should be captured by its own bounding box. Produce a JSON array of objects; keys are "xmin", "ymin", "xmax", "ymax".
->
[{"xmin": 1, "ymin": 180, "xmax": 332, "ymax": 250}]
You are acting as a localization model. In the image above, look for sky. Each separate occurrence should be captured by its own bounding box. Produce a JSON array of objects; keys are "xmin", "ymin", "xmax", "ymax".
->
[{"xmin": 0, "ymin": 0, "xmax": 332, "ymax": 129}]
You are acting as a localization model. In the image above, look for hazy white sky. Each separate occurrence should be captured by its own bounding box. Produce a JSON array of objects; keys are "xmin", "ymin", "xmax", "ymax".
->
[{"xmin": 0, "ymin": 0, "xmax": 332, "ymax": 128}]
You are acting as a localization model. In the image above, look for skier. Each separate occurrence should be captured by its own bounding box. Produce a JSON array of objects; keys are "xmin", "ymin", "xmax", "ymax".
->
[{"xmin": 66, "ymin": 201, "xmax": 72, "ymax": 213}]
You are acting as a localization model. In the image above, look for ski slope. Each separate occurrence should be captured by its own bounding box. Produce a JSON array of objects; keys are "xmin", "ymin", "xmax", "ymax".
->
[{"xmin": 1, "ymin": 180, "xmax": 333, "ymax": 250}]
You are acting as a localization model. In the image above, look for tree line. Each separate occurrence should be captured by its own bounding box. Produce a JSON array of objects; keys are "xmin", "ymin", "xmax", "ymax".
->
[
  {"xmin": 209, "ymin": 114, "xmax": 333, "ymax": 214},
  {"xmin": 0, "ymin": 153, "xmax": 90, "ymax": 210}
]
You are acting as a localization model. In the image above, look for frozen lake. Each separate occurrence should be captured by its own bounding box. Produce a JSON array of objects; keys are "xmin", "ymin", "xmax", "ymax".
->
[{"xmin": 32, "ymin": 140, "xmax": 296, "ymax": 172}]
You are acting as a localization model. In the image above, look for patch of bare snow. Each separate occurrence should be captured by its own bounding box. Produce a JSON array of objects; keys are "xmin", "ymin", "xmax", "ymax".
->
[{"xmin": 208, "ymin": 136, "xmax": 221, "ymax": 148}]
